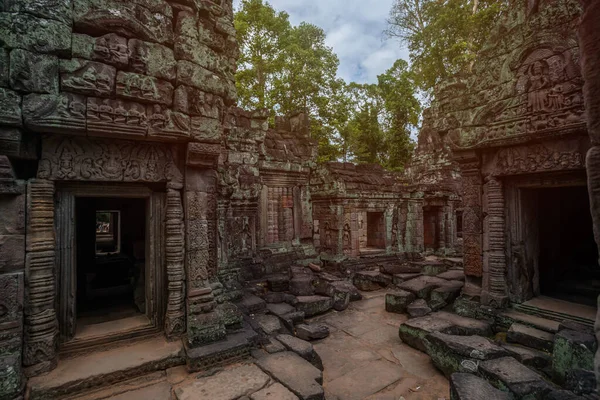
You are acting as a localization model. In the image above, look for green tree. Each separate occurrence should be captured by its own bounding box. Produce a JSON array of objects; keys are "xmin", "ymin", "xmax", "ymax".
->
[{"xmin": 387, "ymin": 0, "xmax": 509, "ymax": 92}]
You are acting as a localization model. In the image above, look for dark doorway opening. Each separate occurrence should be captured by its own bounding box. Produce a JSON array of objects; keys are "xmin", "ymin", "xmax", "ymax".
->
[
  {"xmin": 535, "ymin": 186, "xmax": 599, "ymax": 306},
  {"xmin": 367, "ymin": 212, "xmax": 385, "ymax": 249},
  {"xmin": 76, "ymin": 197, "xmax": 147, "ymax": 326},
  {"xmin": 456, "ymin": 210, "xmax": 463, "ymax": 239},
  {"xmin": 423, "ymin": 208, "xmax": 439, "ymax": 250}
]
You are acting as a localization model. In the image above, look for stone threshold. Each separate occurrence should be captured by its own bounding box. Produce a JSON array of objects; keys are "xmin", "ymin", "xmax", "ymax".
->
[
  {"xmin": 515, "ymin": 296, "xmax": 597, "ymax": 327},
  {"xmin": 27, "ymin": 335, "xmax": 185, "ymax": 400}
]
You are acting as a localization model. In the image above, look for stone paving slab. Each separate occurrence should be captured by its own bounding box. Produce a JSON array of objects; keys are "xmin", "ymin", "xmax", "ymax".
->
[
  {"xmin": 450, "ymin": 373, "xmax": 511, "ymax": 400},
  {"xmin": 250, "ymin": 383, "xmax": 299, "ymax": 400},
  {"xmin": 324, "ymin": 359, "xmax": 403, "ymax": 400},
  {"xmin": 175, "ymin": 364, "xmax": 270, "ymax": 400}
]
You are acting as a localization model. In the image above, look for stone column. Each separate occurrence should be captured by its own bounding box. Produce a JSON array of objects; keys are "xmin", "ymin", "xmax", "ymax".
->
[
  {"xmin": 184, "ymin": 167, "xmax": 225, "ymax": 346},
  {"xmin": 164, "ymin": 187, "xmax": 186, "ymax": 340},
  {"xmin": 577, "ymin": 0, "xmax": 600, "ymax": 391},
  {"xmin": 482, "ymin": 177, "xmax": 509, "ymax": 307},
  {"xmin": 23, "ymin": 179, "xmax": 58, "ymax": 376},
  {"xmin": 458, "ymin": 156, "xmax": 483, "ymax": 300},
  {"xmin": 437, "ymin": 207, "xmax": 445, "ymax": 252}
]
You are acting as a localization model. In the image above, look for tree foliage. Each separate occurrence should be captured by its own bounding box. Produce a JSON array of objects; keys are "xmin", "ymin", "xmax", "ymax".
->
[
  {"xmin": 235, "ymin": 0, "xmax": 420, "ymax": 169},
  {"xmin": 387, "ymin": 0, "xmax": 509, "ymax": 92}
]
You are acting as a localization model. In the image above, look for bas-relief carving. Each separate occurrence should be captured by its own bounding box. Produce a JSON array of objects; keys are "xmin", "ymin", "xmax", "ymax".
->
[
  {"xmin": 165, "ymin": 189, "xmax": 186, "ymax": 339},
  {"xmin": 23, "ymin": 93, "xmax": 86, "ymax": 134},
  {"xmin": 87, "ymin": 97, "xmax": 148, "ymax": 137},
  {"xmin": 60, "ymin": 59, "xmax": 116, "ymax": 97},
  {"xmin": 38, "ymin": 135, "xmax": 182, "ymax": 183},
  {"xmin": 228, "ymin": 216, "xmax": 254, "ymax": 257},
  {"xmin": 492, "ymin": 142, "xmax": 585, "ymax": 175}
]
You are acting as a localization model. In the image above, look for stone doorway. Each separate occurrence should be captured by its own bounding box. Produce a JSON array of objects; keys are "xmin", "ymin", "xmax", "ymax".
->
[
  {"xmin": 56, "ymin": 184, "xmax": 166, "ymax": 352},
  {"xmin": 423, "ymin": 208, "xmax": 439, "ymax": 251},
  {"xmin": 525, "ymin": 186, "xmax": 599, "ymax": 306},
  {"xmin": 366, "ymin": 212, "xmax": 385, "ymax": 250}
]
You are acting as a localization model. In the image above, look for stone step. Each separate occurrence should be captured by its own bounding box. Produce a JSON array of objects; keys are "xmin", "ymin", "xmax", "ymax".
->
[
  {"xmin": 385, "ymin": 290, "xmax": 416, "ymax": 314},
  {"xmin": 507, "ymin": 323, "xmax": 555, "ymax": 353},
  {"xmin": 450, "ymin": 373, "xmax": 511, "ymax": 400},
  {"xmin": 502, "ymin": 343, "xmax": 552, "ymax": 371},
  {"xmin": 397, "ymin": 276, "xmax": 448, "ymax": 299},
  {"xmin": 353, "ymin": 270, "xmax": 392, "ymax": 291},
  {"xmin": 407, "ymin": 299, "xmax": 432, "ymax": 317},
  {"xmin": 27, "ymin": 335, "xmax": 184, "ymax": 400},
  {"xmin": 239, "ymin": 293, "xmax": 267, "ymax": 314},
  {"xmin": 295, "ymin": 296, "xmax": 333, "ymax": 317},
  {"xmin": 514, "ymin": 303, "xmax": 595, "ymax": 329},
  {"xmin": 479, "ymin": 356, "xmax": 555, "ymax": 399},
  {"xmin": 500, "ymin": 309, "xmax": 561, "ymax": 333},
  {"xmin": 65, "ymin": 372, "xmax": 170, "ymax": 400}
]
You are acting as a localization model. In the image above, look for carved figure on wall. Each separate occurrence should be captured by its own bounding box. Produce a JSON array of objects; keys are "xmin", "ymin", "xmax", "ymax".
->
[
  {"xmin": 527, "ymin": 61, "xmax": 549, "ymax": 113},
  {"xmin": 343, "ymin": 223, "xmax": 351, "ymax": 249}
]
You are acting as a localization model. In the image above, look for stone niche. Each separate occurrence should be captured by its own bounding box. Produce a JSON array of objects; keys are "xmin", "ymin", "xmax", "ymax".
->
[
  {"xmin": 427, "ymin": 0, "xmax": 593, "ymax": 308},
  {"xmin": 0, "ymin": 0, "xmax": 239, "ymax": 395}
]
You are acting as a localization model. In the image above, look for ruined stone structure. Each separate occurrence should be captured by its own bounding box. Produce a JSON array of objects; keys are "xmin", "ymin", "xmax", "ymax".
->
[{"xmin": 426, "ymin": 0, "xmax": 597, "ymax": 311}]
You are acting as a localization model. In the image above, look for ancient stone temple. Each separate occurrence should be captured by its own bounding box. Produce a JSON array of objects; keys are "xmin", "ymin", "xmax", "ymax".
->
[{"xmin": 427, "ymin": 0, "xmax": 597, "ymax": 312}]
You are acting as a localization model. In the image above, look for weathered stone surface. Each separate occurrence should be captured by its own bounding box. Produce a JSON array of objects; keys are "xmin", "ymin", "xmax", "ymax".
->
[
  {"xmin": 10, "ymin": 50, "xmax": 58, "ymax": 94},
  {"xmin": 413, "ymin": 261, "xmax": 448, "ymax": 276},
  {"xmin": 353, "ymin": 270, "xmax": 392, "ymax": 291},
  {"xmin": 0, "ymin": 13, "xmax": 71, "ymax": 55},
  {"xmin": 385, "ymin": 290, "xmax": 416, "ymax": 314},
  {"xmin": 398, "ymin": 276, "xmax": 448, "ymax": 299},
  {"xmin": 380, "ymin": 263, "xmax": 421, "ymax": 275},
  {"xmin": 175, "ymin": 35, "xmax": 230, "ymax": 74},
  {"xmin": 502, "ymin": 343, "xmax": 552, "ymax": 370},
  {"xmin": 552, "ymin": 329, "xmax": 596, "ymax": 385},
  {"xmin": 191, "ymin": 115, "xmax": 224, "ymax": 142},
  {"xmin": 295, "ymin": 324, "xmax": 329, "ymax": 341},
  {"xmin": 507, "ymin": 323, "xmax": 554, "ymax": 353},
  {"xmin": 174, "ymin": 85, "xmax": 224, "ymax": 119},
  {"xmin": 450, "ymin": 373, "xmax": 511, "ymax": 400},
  {"xmin": 175, "ymin": 364, "xmax": 270, "ymax": 400},
  {"xmin": 60, "ymin": 59, "xmax": 116, "ymax": 97},
  {"xmin": 146, "ymin": 105, "xmax": 191, "ymax": 141},
  {"xmin": 266, "ymin": 302, "xmax": 296, "ymax": 317},
  {"xmin": 276, "ymin": 334, "xmax": 323, "ymax": 370},
  {"xmin": 0, "ymin": 235, "xmax": 25, "ymax": 270},
  {"xmin": 116, "ymin": 71, "xmax": 174, "ymax": 106},
  {"xmin": 425, "ymin": 332, "xmax": 510, "ymax": 377},
  {"xmin": 185, "ymin": 329, "xmax": 257, "ymax": 372},
  {"xmin": 250, "ymin": 383, "xmax": 299, "ymax": 400},
  {"xmin": 5, "ymin": 0, "xmax": 72, "ymax": 24},
  {"xmin": 264, "ymin": 338, "xmax": 286, "ymax": 354},
  {"xmin": 86, "ymin": 97, "xmax": 148, "ymax": 138},
  {"xmin": 0, "ymin": 49, "xmax": 8, "ymax": 87},
  {"xmin": 267, "ymin": 275, "xmax": 290, "ymax": 292},
  {"xmin": 479, "ymin": 357, "xmax": 554, "ymax": 399},
  {"xmin": 177, "ymin": 60, "xmax": 235, "ymax": 104},
  {"xmin": 72, "ymin": 33, "xmax": 130, "ymax": 69},
  {"xmin": 23, "ymin": 93, "xmax": 86, "ymax": 134},
  {"xmin": 255, "ymin": 352, "xmax": 324, "ymax": 400},
  {"xmin": 564, "ymin": 368, "xmax": 596, "ymax": 395},
  {"xmin": 289, "ymin": 276, "xmax": 315, "ymax": 297},
  {"xmin": 129, "ymin": 39, "xmax": 177, "ymax": 81},
  {"xmin": 238, "ymin": 294, "xmax": 266, "ymax": 314},
  {"xmin": 407, "ymin": 299, "xmax": 432, "ymax": 317},
  {"xmin": 392, "ymin": 272, "xmax": 422, "ymax": 285},
  {"xmin": 253, "ymin": 314, "xmax": 283, "ymax": 336},
  {"xmin": 437, "ymin": 270, "xmax": 466, "ymax": 281},
  {"xmin": 0, "ymin": 88, "xmax": 22, "ymax": 127},
  {"xmin": 430, "ymin": 281, "xmax": 464, "ymax": 310},
  {"xmin": 73, "ymin": 0, "xmax": 174, "ymax": 45},
  {"xmin": 295, "ymin": 296, "xmax": 332, "ymax": 317}
]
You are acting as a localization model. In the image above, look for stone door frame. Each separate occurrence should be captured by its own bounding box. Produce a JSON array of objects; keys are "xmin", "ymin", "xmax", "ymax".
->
[
  {"xmin": 54, "ymin": 183, "xmax": 166, "ymax": 351},
  {"xmin": 504, "ymin": 170, "xmax": 588, "ymax": 304}
]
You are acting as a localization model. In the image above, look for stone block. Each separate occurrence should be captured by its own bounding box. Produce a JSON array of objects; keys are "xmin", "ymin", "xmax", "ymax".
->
[
  {"xmin": 398, "ymin": 276, "xmax": 447, "ymax": 299},
  {"xmin": 407, "ymin": 299, "xmax": 432, "ymax": 317},
  {"xmin": 328, "ymin": 280, "xmax": 361, "ymax": 302},
  {"xmin": 0, "ymin": 128, "xmax": 36, "ymax": 160},
  {"xmin": 86, "ymin": 98, "xmax": 148, "ymax": 138},
  {"xmin": 267, "ymin": 275, "xmax": 290, "ymax": 292},
  {"xmin": 116, "ymin": 71, "xmax": 174, "ymax": 106},
  {"xmin": 552, "ymin": 329, "xmax": 596, "ymax": 385},
  {"xmin": 185, "ymin": 329, "xmax": 257, "ymax": 373},
  {"xmin": 175, "ymin": 10, "xmax": 199, "ymax": 40},
  {"xmin": 450, "ymin": 373, "xmax": 511, "ymax": 400},
  {"xmin": 479, "ymin": 357, "xmax": 554, "ymax": 399},
  {"xmin": 146, "ymin": 105, "xmax": 190, "ymax": 142},
  {"xmin": 564, "ymin": 369, "xmax": 596, "ymax": 395},
  {"xmin": 250, "ymin": 383, "xmax": 299, "ymax": 400},
  {"xmin": 253, "ymin": 314, "xmax": 283, "ymax": 336},
  {"xmin": 353, "ymin": 270, "xmax": 392, "ymax": 291},
  {"xmin": 72, "ymin": 33, "xmax": 130, "ymax": 69},
  {"xmin": 215, "ymin": 303, "xmax": 243, "ymax": 330},
  {"xmin": 73, "ymin": 0, "xmax": 174, "ymax": 45},
  {"xmin": 295, "ymin": 324, "xmax": 329, "ymax": 341},
  {"xmin": 264, "ymin": 337, "xmax": 286, "ymax": 354},
  {"xmin": 0, "ymin": 340, "xmax": 22, "ymax": 400},
  {"xmin": 295, "ymin": 296, "xmax": 332, "ymax": 318},
  {"xmin": 60, "ymin": 59, "xmax": 116, "ymax": 97},
  {"xmin": 174, "ymin": 86, "xmax": 224, "ymax": 119},
  {"xmin": 0, "ymin": 88, "xmax": 22, "ymax": 127},
  {"xmin": 129, "ymin": 39, "xmax": 177, "ymax": 81},
  {"xmin": 277, "ymin": 334, "xmax": 323, "ymax": 370},
  {"xmin": 0, "ymin": 272, "xmax": 24, "ymax": 326},
  {"xmin": 507, "ymin": 323, "xmax": 554, "ymax": 353},
  {"xmin": 10, "ymin": 50, "xmax": 59, "ymax": 94},
  {"xmin": 175, "ymin": 35, "xmax": 230, "ymax": 75},
  {"xmin": 424, "ymin": 332, "xmax": 510, "ymax": 377},
  {"xmin": 0, "ymin": 193, "xmax": 24, "ymax": 236},
  {"xmin": 187, "ymin": 311, "xmax": 226, "ymax": 347},
  {"xmin": 255, "ymin": 352, "xmax": 324, "ymax": 400},
  {"xmin": 385, "ymin": 290, "xmax": 416, "ymax": 314},
  {"xmin": 177, "ymin": 60, "xmax": 235, "ymax": 104},
  {"xmin": 266, "ymin": 302, "xmax": 296, "ymax": 317},
  {"xmin": 238, "ymin": 293, "xmax": 266, "ymax": 314},
  {"xmin": 0, "ymin": 235, "xmax": 25, "ymax": 271},
  {"xmin": 5, "ymin": 0, "xmax": 73, "ymax": 25},
  {"xmin": 502, "ymin": 343, "xmax": 552, "ymax": 370},
  {"xmin": 0, "ymin": 49, "xmax": 8, "ymax": 87},
  {"xmin": 0, "ymin": 13, "xmax": 71, "ymax": 56},
  {"xmin": 430, "ymin": 281, "xmax": 464, "ymax": 310},
  {"xmin": 198, "ymin": 19, "xmax": 226, "ymax": 51},
  {"xmin": 23, "ymin": 93, "xmax": 86, "ymax": 134},
  {"xmin": 437, "ymin": 270, "xmax": 466, "ymax": 281},
  {"xmin": 392, "ymin": 272, "xmax": 422, "ymax": 285},
  {"xmin": 191, "ymin": 116, "xmax": 224, "ymax": 143}
]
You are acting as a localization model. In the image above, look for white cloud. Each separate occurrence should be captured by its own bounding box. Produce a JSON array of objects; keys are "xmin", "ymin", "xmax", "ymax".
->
[{"xmin": 232, "ymin": 0, "xmax": 409, "ymax": 84}]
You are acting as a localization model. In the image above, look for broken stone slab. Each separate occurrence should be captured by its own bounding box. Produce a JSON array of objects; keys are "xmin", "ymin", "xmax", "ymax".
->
[
  {"xmin": 424, "ymin": 332, "xmax": 510, "ymax": 377},
  {"xmin": 379, "ymin": 263, "xmax": 421, "ymax": 275},
  {"xmin": 450, "ymin": 373, "xmax": 511, "ymax": 400},
  {"xmin": 265, "ymin": 292, "xmax": 298, "ymax": 305},
  {"xmin": 407, "ymin": 299, "xmax": 432, "ymax": 317},
  {"xmin": 255, "ymin": 351, "xmax": 324, "ymax": 400},
  {"xmin": 398, "ymin": 312, "xmax": 492, "ymax": 352},
  {"xmin": 429, "ymin": 281, "xmax": 464, "ymax": 310},
  {"xmin": 313, "ymin": 272, "xmax": 343, "ymax": 295},
  {"xmin": 392, "ymin": 272, "xmax": 422, "ymax": 285},
  {"xmin": 268, "ymin": 275, "xmax": 290, "ymax": 292},
  {"xmin": 410, "ymin": 261, "xmax": 448, "ymax": 276},
  {"xmin": 398, "ymin": 276, "xmax": 448, "ymax": 299},
  {"xmin": 479, "ymin": 357, "xmax": 555, "ymax": 399},
  {"xmin": 437, "ymin": 270, "xmax": 466, "ymax": 281},
  {"xmin": 507, "ymin": 323, "xmax": 554, "ymax": 353},
  {"xmin": 502, "ymin": 343, "xmax": 552, "ymax": 370},
  {"xmin": 329, "ymin": 280, "xmax": 362, "ymax": 302},
  {"xmin": 266, "ymin": 302, "xmax": 296, "ymax": 317},
  {"xmin": 295, "ymin": 324, "xmax": 329, "ymax": 341},
  {"xmin": 295, "ymin": 296, "xmax": 332, "ymax": 318},
  {"xmin": 175, "ymin": 364, "xmax": 270, "ymax": 400},
  {"xmin": 385, "ymin": 290, "xmax": 416, "ymax": 314},
  {"xmin": 552, "ymin": 329, "xmax": 596, "ymax": 385},
  {"xmin": 250, "ymin": 383, "xmax": 299, "ymax": 400},
  {"xmin": 276, "ymin": 334, "xmax": 323, "ymax": 371},
  {"xmin": 290, "ymin": 276, "xmax": 316, "ymax": 296},
  {"xmin": 353, "ymin": 270, "xmax": 392, "ymax": 291},
  {"xmin": 253, "ymin": 314, "xmax": 283, "ymax": 336},
  {"xmin": 239, "ymin": 293, "xmax": 266, "ymax": 314},
  {"xmin": 264, "ymin": 338, "xmax": 286, "ymax": 354},
  {"xmin": 185, "ymin": 328, "xmax": 258, "ymax": 372}
]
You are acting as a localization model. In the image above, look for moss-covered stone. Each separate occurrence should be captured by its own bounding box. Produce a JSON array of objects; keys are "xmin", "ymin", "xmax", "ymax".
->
[
  {"xmin": 187, "ymin": 311, "xmax": 226, "ymax": 347},
  {"xmin": 129, "ymin": 39, "xmax": 177, "ymax": 81},
  {"xmin": 6, "ymin": 0, "xmax": 73, "ymax": 25},
  {"xmin": 0, "ymin": 49, "xmax": 9, "ymax": 88},
  {"xmin": 10, "ymin": 49, "xmax": 59, "ymax": 94},
  {"xmin": 385, "ymin": 290, "xmax": 416, "ymax": 314},
  {"xmin": 551, "ymin": 329, "xmax": 596, "ymax": 385},
  {"xmin": 0, "ymin": 12, "xmax": 71, "ymax": 56}
]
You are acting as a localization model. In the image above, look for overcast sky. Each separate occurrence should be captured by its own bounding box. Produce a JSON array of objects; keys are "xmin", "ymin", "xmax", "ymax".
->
[{"xmin": 232, "ymin": 0, "xmax": 409, "ymax": 84}]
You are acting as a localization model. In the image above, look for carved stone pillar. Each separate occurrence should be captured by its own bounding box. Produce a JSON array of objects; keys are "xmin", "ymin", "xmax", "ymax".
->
[
  {"xmin": 164, "ymin": 187, "xmax": 186, "ymax": 340},
  {"xmin": 437, "ymin": 207, "xmax": 445, "ymax": 252},
  {"xmin": 458, "ymin": 156, "xmax": 483, "ymax": 300},
  {"xmin": 482, "ymin": 177, "xmax": 509, "ymax": 307},
  {"xmin": 23, "ymin": 179, "xmax": 58, "ymax": 376}
]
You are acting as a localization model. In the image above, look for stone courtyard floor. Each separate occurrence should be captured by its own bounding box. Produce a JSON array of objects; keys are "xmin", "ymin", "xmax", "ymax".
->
[{"xmin": 311, "ymin": 290, "xmax": 449, "ymax": 400}]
